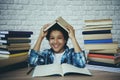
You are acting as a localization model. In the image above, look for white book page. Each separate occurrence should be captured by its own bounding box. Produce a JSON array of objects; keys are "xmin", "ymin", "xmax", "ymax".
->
[
  {"xmin": 62, "ymin": 64, "xmax": 92, "ymax": 76},
  {"xmin": 86, "ymin": 64, "xmax": 120, "ymax": 73},
  {"xmin": 32, "ymin": 64, "xmax": 63, "ymax": 77}
]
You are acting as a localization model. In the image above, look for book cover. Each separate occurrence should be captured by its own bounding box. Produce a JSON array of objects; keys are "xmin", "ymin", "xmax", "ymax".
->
[
  {"xmin": 84, "ymin": 39, "xmax": 113, "ymax": 44},
  {"xmin": 0, "ymin": 30, "xmax": 33, "ymax": 35},
  {"xmin": 89, "ymin": 48, "xmax": 120, "ymax": 54},
  {"xmin": 83, "ymin": 25, "xmax": 112, "ymax": 29},
  {"xmin": 83, "ymin": 34, "xmax": 112, "ymax": 40},
  {"xmin": 82, "ymin": 27, "xmax": 112, "ymax": 31},
  {"xmin": 82, "ymin": 30, "xmax": 111, "ymax": 34},
  {"xmin": 85, "ymin": 19, "xmax": 112, "ymax": 26},
  {"xmin": 0, "ymin": 54, "xmax": 28, "ymax": 68},
  {"xmin": 0, "ymin": 52, "xmax": 28, "ymax": 58},
  {"xmin": 0, "ymin": 43, "xmax": 30, "ymax": 46},
  {"xmin": 0, "ymin": 43, "xmax": 30, "ymax": 48},
  {"xmin": 88, "ymin": 61, "xmax": 120, "ymax": 68},
  {"xmin": 44, "ymin": 17, "xmax": 70, "ymax": 32},
  {"xmin": 0, "ymin": 49, "xmax": 29, "ymax": 54},
  {"xmin": 0, "ymin": 46, "xmax": 30, "ymax": 51},
  {"xmin": 84, "ymin": 42, "xmax": 118, "ymax": 50},
  {"xmin": 0, "ymin": 39, "xmax": 31, "ymax": 44},
  {"xmin": 32, "ymin": 63, "xmax": 92, "ymax": 77},
  {"xmin": 88, "ymin": 57, "xmax": 120, "ymax": 64},
  {"xmin": 88, "ymin": 53, "xmax": 120, "ymax": 59},
  {"xmin": 0, "ymin": 34, "xmax": 31, "ymax": 38},
  {"xmin": 0, "ymin": 37, "xmax": 31, "ymax": 40}
]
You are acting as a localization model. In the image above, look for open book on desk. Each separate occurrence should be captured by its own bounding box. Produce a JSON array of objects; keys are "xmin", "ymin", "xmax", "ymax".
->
[{"xmin": 32, "ymin": 63, "xmax": 92, "ymax": 77}]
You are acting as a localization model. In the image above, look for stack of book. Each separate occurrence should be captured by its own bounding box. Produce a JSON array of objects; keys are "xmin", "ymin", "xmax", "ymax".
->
[
  {"xmin": 0, "ymin": 30, "xmax": 33, "ymax": 67},
  {"xmin": 82, "ymin": 19, "xmax": 120, "ymax": 67}
]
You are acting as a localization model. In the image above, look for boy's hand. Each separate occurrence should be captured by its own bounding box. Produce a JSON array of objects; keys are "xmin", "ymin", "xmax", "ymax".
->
[
  {"xmin": 39, "ymin": 23, "xmax": 51, "ymax": 39},
  {"xmin": 66, "ymin": 25, "xmax": 75, "ymax": 39}
]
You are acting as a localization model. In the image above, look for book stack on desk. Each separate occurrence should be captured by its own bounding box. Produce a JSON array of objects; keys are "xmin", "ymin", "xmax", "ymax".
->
[
  {"xmin": 0, "ymin": 30, "xmax": 33, "ymax": 68},
  {"xmin": 82, "ymin": 19, "xmax": 120, "ymax": 67}
]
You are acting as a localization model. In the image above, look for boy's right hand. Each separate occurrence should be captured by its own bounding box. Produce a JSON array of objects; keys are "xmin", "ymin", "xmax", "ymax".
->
[{"xmin": 39, "ymin": 23, "xmax": 51, "ymax": 39}]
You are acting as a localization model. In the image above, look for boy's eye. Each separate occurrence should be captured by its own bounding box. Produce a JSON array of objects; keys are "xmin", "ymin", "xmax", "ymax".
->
[
  {"xmin": 50, "ymin": 37, "xmax": 54, "ymax": 39},
  {"xmin": 58, "ymin": 37, "xmax": 62, "ymax": 39}
]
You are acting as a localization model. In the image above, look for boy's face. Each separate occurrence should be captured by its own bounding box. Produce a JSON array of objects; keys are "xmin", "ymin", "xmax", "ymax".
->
[{"xmin": 49, "ymin": 30, "xmax": 66, "ymax": 53}]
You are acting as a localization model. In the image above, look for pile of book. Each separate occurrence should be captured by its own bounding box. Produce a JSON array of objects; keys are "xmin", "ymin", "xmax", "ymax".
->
[
  {"xmin": 0, "ymin": 30, "xmax": 33, "ymax": 68},
  {"xmin": 82, "ymin": 19, "xmax": 120, "ymax": 67}
]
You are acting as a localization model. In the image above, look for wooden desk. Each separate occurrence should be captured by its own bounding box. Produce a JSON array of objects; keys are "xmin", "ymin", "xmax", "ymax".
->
[{"xmin": 0, "ymin": 67, "xmax": 120, "ymax": 80}]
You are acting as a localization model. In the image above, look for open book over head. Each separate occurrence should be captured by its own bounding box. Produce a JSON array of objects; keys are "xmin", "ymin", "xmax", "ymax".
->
[
  {"xmin": 43, "ymin": 17, "xmax": 71, "ymax": 33},
  {"xmin": 32, "ymin": 63, "xmax": 92, "ymax": 77}
]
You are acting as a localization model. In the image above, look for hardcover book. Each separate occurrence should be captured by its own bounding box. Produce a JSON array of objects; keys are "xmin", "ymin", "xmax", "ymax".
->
[
  {"xmin": 0, "ymin": 43, "xmax": 30, "ymax": 48},
  {"xmin": 0, "ymin": 30, "xmax": 33, "ymax": 35},
  {"xmin": 88, "ymin": 61, "xmax": 120, "ymax": 67},
  {"xmin": 0, "ymin": 52, "xmax": 28, "ymax": 58},
  {"xmin": 0, "ymin": 54, "xmax": 28, "ymax": 68},
  {"xmin": 83, "ymin": 34, "xmax": 112, "ymax": 40},
  {"xmin": 32, "ymin": 63, "xmax": 92, "ymax": 77},
  {"xmin": 89, "ymin": 48, "xmax": 120, "ymax": 54},
  {"xmin": 82, "ymin": 30, "xmax": 111, "ymax": 34},
  {"xmin": 84, "ymin": 42, "xmax": 118, "ymax": 50},
  {"xmin": 85, "ymin": 19, "xmax": 112, "ymax": 26},
  {"xmin": 83, "ymin": 25, "xmax": 112, "ymax": 29},
  {"xmin": 0, "ymin": 46, "xmax": 30, "ymax": 51},
  {"xmin": 0, "ymin": 39, "xmax": 31, "ymax": 44},
  {"xmin": 83, "ymin": 27, "xmax": 112, "ymax": 31},
  {"xmin": 0, "ymin": 34, "xmax": 31, "ymax": 38},
  {"xmin": 88, "ymin": 57, "xmax": 120, "ymax": 64},
  {"xmin": 0, "ymin": 49, "xmax": 29, "ymax": 54},
  {"xmin": 44, "ymin": 17, "xmax": 71, "ymax": 32},
  {"xmin": 84, "ymin": 39, "xmax": 113, "ymax": 44}
]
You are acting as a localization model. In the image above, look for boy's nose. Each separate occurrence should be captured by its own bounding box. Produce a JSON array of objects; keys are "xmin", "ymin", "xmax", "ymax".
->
[{"xmin": 54, "ymin": 39, "xmax": 58, "ymax": 43}]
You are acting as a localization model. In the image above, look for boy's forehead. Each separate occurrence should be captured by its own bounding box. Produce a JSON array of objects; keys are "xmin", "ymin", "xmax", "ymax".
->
[{"xmin": 50, "ymin": 30, "xmax": 63, "ymax": 35}]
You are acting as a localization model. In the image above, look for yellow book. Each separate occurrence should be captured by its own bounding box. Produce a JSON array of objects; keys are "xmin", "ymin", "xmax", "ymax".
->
[
  {"xmin": 0, "ymin": 52, "xmax": 28, "ymax": 58},
  {"xmin": 0, "ymin": 54, "xmax": 28, "ymax": 68}
]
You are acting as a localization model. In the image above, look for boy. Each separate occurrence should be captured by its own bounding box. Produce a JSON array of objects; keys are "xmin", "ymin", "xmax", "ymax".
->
[{"xmin": 29, "ymin": 23, "xmax": 86, "ymax": 68}]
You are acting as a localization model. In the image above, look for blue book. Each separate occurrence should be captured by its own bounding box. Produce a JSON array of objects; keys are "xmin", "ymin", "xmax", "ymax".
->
[{"xmin": 84, "ymin": 39, "xmax": 113, "ymax": 44}]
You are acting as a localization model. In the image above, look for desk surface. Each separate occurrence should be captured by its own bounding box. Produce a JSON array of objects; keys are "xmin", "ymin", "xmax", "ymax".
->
[{"xmin": 0, "ymin": 67, "xmax": 120, "ymax": 80}]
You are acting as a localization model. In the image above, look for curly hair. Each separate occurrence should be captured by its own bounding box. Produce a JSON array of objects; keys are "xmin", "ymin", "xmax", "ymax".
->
[{"xmin": 46, "ymin": 23, "xmax": 69, "ymax": 44}]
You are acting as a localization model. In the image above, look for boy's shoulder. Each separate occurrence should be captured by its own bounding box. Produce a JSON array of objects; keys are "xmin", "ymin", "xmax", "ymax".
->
[{"xmin": 42, "ymin": 49, "xmax": 53, "ymax": 54}]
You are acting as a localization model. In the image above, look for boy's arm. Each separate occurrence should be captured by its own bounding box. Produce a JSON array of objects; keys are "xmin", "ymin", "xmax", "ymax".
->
[
  {"xmin": 66, "ymin": 25, "xmax": 82, "ymax": 53},
  {"xmin": 33, "ymin": 24, "xmax": 50, "ymax": 51}
]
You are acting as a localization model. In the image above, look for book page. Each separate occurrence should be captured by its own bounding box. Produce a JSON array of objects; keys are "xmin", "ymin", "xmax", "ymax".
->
[
  {"xmin": 62, "ymin": 63, "xmax": 92, "ymax": 76},
  {"xmin": 86, "ymin": 64, "xmax": 120, "ymax": 73},
  {"xmin": 32, "ymin": 64, "xmax": 63, "ymax": 77}
]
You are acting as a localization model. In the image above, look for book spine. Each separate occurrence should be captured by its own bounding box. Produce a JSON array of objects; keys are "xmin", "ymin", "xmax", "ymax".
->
[
  {"xmin": 82, "ymin": 30, "xmax": 111, "ymax": 34},
  {"xmin": 83, "ymin": 34, "xmax": 112, "ymax": 40},
  {"xmin": 88, "ymin": 53, "xmax": 114, "ymax": 59},
  {"xmin": 1, "ymin": 34, "xmax": 32, "ymax": 38},
  {"xmin": 88, "ymin": 61, "xmax": 120, "ymax": 67},
  {"xmin": 84, "ymin": 39, "xmax": 113, "ymax": 44},
  {"xmin": 0, "ymin": 31, "xmax": 33, "ymax": 35},
  {"xmin": 0, "ymin": 50, "xmax": 29, "ymax": 54}
]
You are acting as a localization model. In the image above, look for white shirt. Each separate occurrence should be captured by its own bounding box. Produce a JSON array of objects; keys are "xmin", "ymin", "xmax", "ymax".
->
[{"xmin": 53, "ymin": 51, "xmax": 64, "ymax": 64}]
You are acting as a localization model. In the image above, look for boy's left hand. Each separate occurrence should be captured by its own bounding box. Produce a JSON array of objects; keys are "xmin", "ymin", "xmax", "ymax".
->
[{"xmin": 66, "ymin": 25, "xmax": 75, "ymax": 39}]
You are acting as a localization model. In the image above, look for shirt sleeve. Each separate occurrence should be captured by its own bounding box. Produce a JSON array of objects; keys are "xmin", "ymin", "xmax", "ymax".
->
[
  {"xmin": 28, "ymin": 49, "xmax": 52, "ymax": 66},
  {"xmin": 72, "ymin": 51, "xmax": 86, "ymax": 68},
  {"xmin": 28, "ymin": 49, "xmax": 39, "ymax": 67}
]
